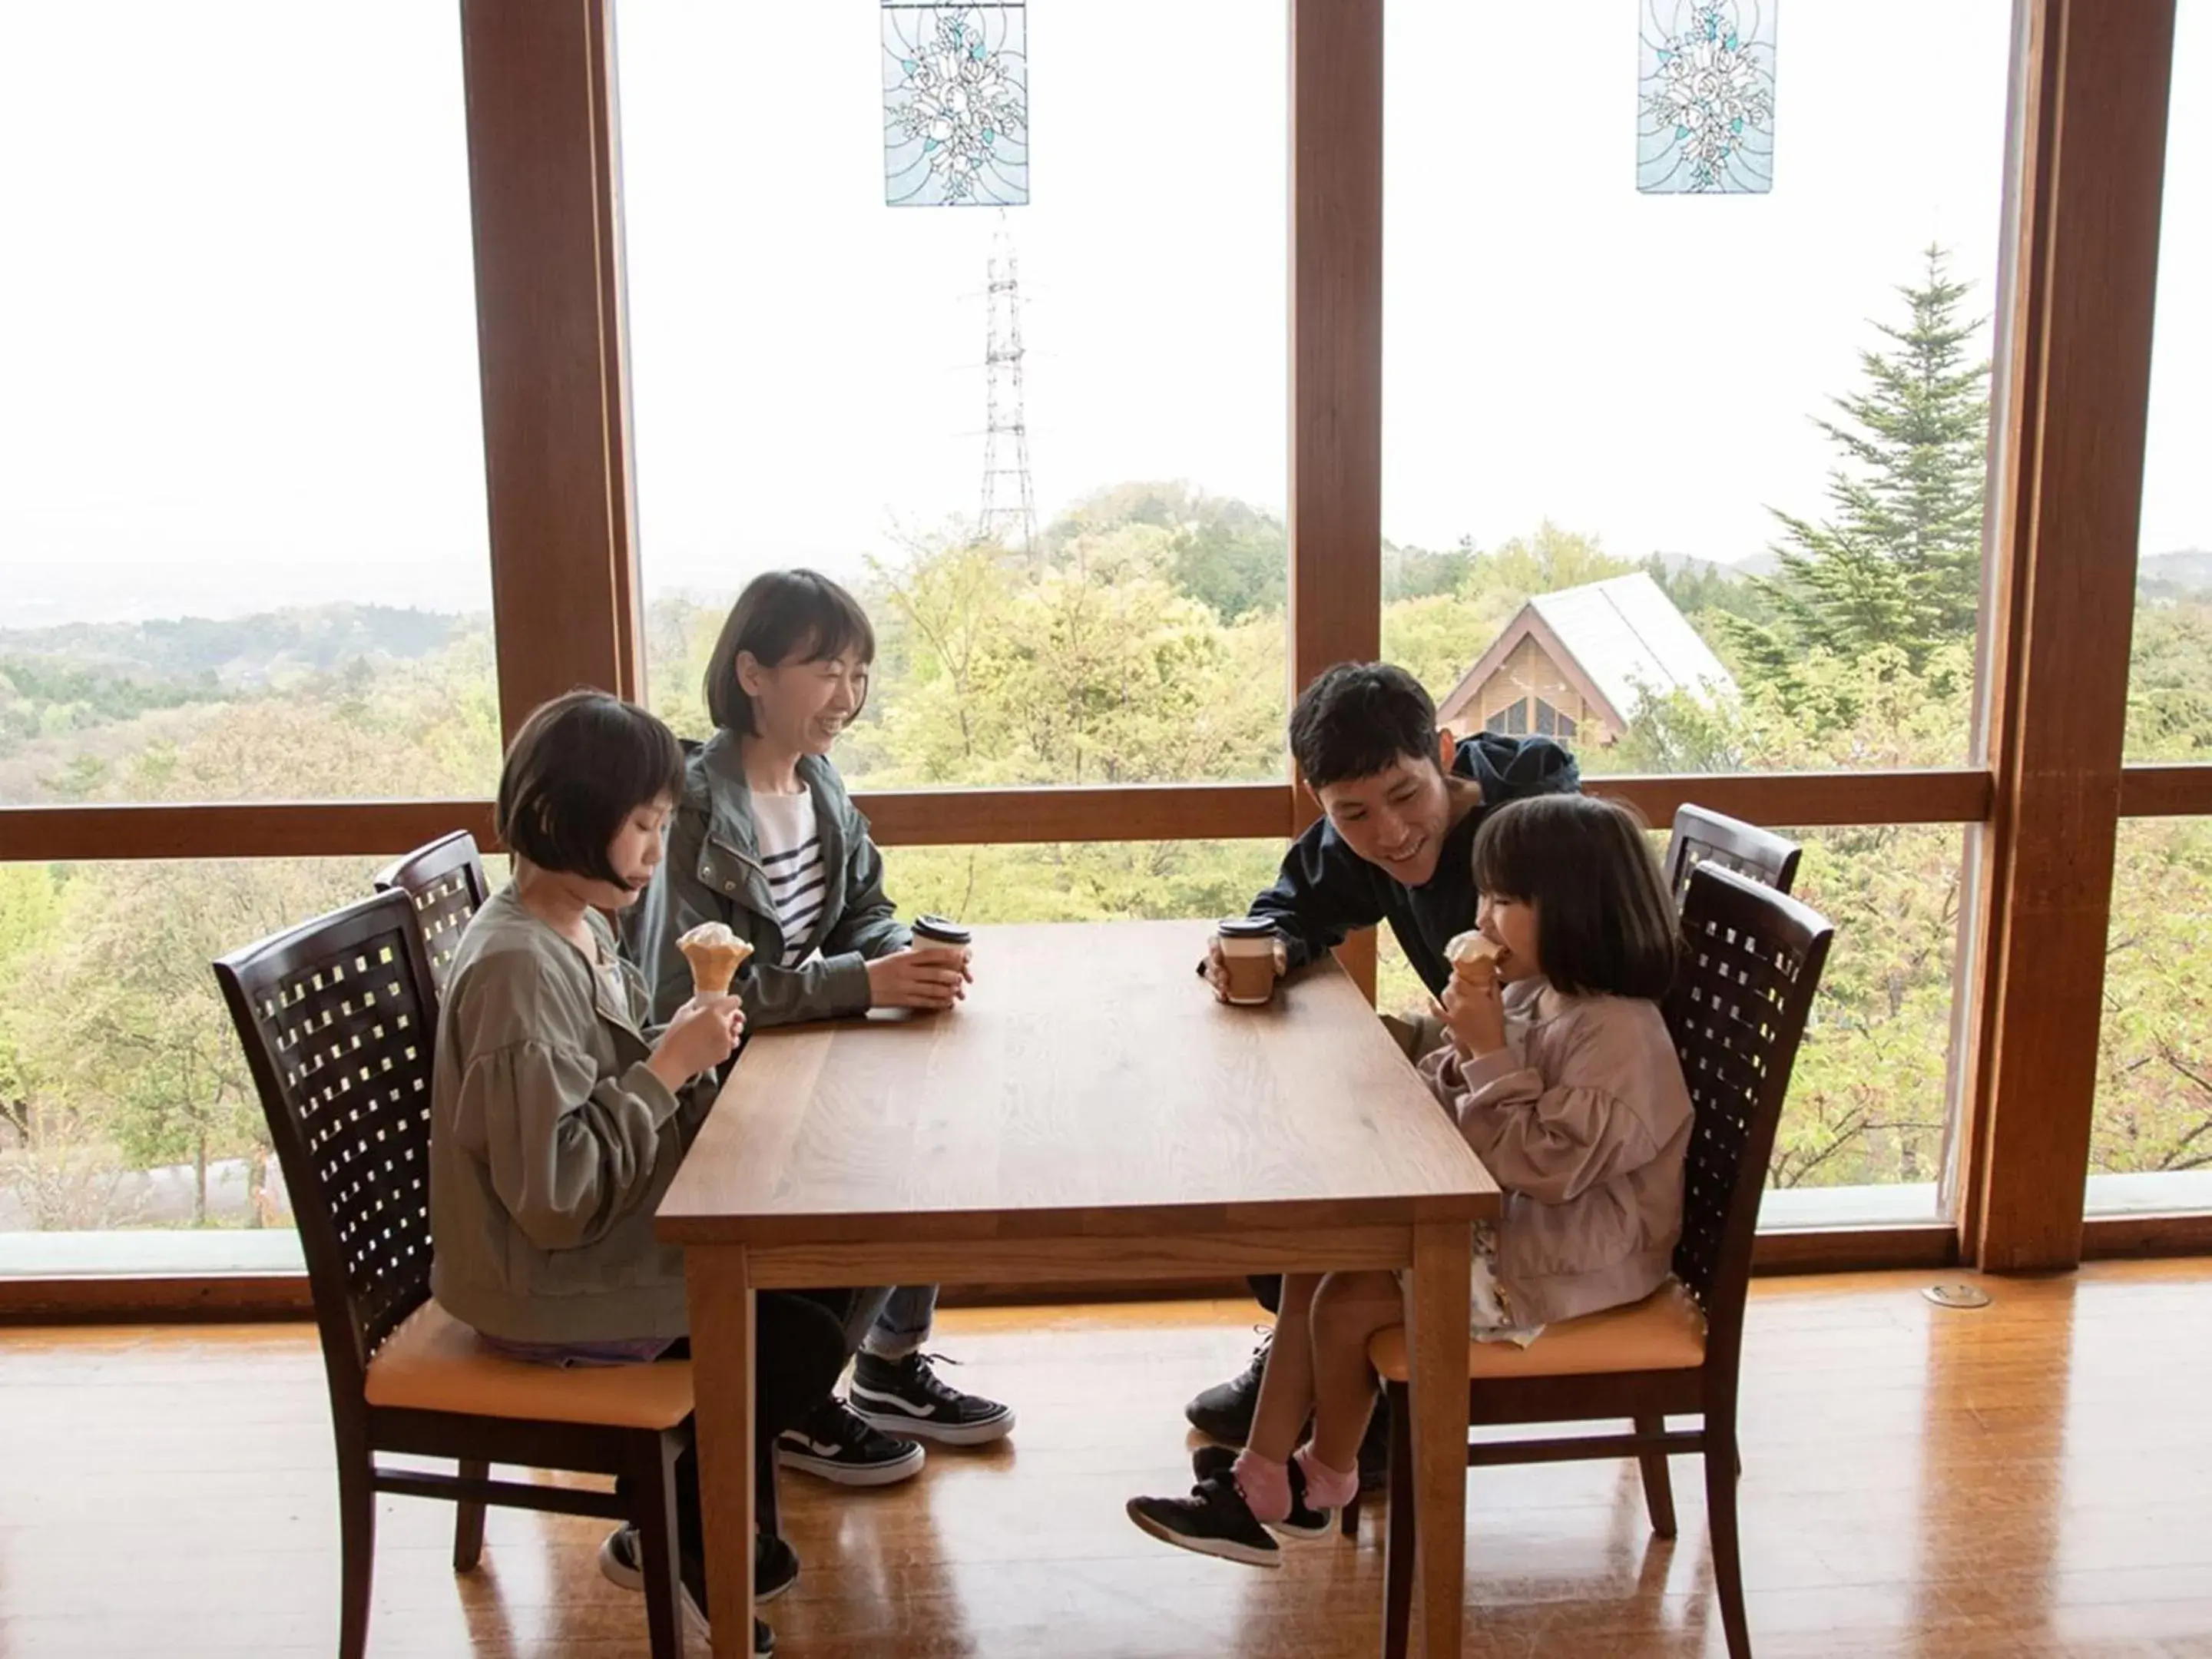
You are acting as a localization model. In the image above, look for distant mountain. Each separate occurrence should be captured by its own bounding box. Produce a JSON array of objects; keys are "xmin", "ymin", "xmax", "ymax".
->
[
  {"xmin": 0, "ymin": 603, "xmax": 481, "ymax": 692},
  {"xmin": 2140, "ymin": 549, "xmax": 2212, "ymax": 600},
  {"xmin": 1647, "ymin": 551, "xmax": 1780, "ymax": 581}
]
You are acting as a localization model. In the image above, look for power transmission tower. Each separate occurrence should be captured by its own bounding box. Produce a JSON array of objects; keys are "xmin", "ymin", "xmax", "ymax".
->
[{"xmin": 978, "ymin": 221, "xmax": 1036, "ymax": 555}]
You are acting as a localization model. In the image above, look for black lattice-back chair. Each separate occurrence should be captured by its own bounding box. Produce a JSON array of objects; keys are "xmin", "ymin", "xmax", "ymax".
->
[
  {"xmin": 214, "ymin": 891, "xmax": 696, "ymax": 1659},
  {"xmin": 1662, "ymin": 803, "xmax": 1803, "ymax": 906},
  {"xmin": 373, "ymin": 830, "xmax": 490, "ymax": 1004},
  {"xmin": 1357, "ymin": 862, "xmax": 1834, "ymax": 1659}
]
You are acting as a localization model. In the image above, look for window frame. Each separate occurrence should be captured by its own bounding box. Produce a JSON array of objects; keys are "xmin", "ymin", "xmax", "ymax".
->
[{"xmin": 2, "ymin": 0, "xmax": 2207, "ymax": 1320}]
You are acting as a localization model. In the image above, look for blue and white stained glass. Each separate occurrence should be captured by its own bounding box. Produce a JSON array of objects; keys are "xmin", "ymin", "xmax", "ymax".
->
[
  {"xmin": 883, "ymin": 5, "xmax": 1028, "ymax": 207},
  {"xmin": 1637, "ymin": 2, "xmax": 1776, "ymax": 194}
]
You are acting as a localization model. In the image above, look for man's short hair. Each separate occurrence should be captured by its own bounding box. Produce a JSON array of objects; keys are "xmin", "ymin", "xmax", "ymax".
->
[
  {"xmin": 1288, "ymin": 662, "xmax": 1441, "ymax": 792},
  {"xmin": 495, "ymin": 690, "xmax": 685, "ymax": 887}
]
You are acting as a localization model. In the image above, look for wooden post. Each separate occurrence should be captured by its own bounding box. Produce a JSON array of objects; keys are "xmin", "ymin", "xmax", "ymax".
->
[
  {"xmin": 459, "ymin": 0, "xmax": 641, "ymax": 737},
  {"xmin": 1962, "ymin": 0, "xmax": 2176, "ymax": 1271},
  {"xmin": 1290, "ymin": 0, "xmax": 1384, "ymax": 1000}
]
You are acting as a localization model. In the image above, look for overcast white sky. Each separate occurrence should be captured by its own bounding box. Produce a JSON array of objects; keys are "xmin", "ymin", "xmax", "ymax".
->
[{"xmin": 3, "ymin": 2, "xmax": 2206, "ymax": 631}]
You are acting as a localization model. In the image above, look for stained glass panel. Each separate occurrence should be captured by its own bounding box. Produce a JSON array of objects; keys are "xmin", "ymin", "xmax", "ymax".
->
[
  {"xmin": 883, "ymin": 3, "xmax": 1029, "ymax": 207},
  {"xmin": 1637, "ymin": 1, "xmax": 1777, "ymax": 194}
]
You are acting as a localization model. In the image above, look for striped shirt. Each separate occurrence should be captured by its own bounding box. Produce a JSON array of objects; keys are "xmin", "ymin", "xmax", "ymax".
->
[{"xmin": 750, "ymin": 789, "xmax": 826, "ymax": 965}]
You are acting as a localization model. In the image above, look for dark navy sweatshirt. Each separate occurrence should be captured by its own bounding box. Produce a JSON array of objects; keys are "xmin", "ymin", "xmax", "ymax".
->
[{"xmin": 1247, "ymin": 733, "xmax": 1581, "ymax": 995}]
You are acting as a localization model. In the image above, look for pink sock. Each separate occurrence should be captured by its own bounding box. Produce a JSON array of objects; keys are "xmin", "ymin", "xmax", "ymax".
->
[
  {"xmin": 1294, "ymin": 1444, "xmax": 1360, "ymax": 1511},
  {"xmin": 1231, "ymin": 1449, "xmax": 1292, "ymax": 1524}
]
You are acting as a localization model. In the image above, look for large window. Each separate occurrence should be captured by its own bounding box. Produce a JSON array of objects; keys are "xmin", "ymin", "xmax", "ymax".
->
[
  {"xmin": 2098, "ymin": 2, "xmax": 2212, "ymax": 1219},
  {"xmin": 2090, "ymin": 818, "xmax": 2212, "ymax": 1215},
  {"xmin": 1381, "ymin": 2, "xmax": 2011, "ymax": 777},
  {"xmin": 617, "ymin": 2, "xmax": 1290, "ymax": 789},
  {"xmin": 0, "ymin": 6, "xmax": 499, "ymax": 810},
  {"xmin": 1373, "ymin": 2, "xmax": 2014, "ymax": 1213},
  {"xmin": 2128, "ymin": 2, "xmax": 2211, "ymax": 773},
  {"xmin": 0, "ymin": 859, "xmax": 390, "ymax": 1270}
]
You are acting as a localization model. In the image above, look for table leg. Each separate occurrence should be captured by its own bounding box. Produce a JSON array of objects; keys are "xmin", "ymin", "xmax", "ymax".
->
[
  {"xmin": 685, "ymin": 1245, "xmax": 757, "ymax": 1659},
  {"xmin": 1407, "ymin": 1219, "xmax": 1472, "ymax": 1659}
]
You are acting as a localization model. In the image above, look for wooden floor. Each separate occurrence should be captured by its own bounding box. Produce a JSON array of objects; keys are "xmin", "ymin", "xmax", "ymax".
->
[{"xmin": 5, "ymin": 1263, "xmax": 2212, "ymax": 1657}]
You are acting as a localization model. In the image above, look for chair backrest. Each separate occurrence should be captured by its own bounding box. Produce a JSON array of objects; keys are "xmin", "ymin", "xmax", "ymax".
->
[
  {"xmin": 1664, "ymin": 863, "xmax": 1834, "ymax": 1377},
  {"xmin": 213, "ymin": 891, "xmax": 439, "ymax": 1399},
  {"xmin": 373, "ymin": 831, "xmax": 490, "ymax": 1002},
  {"xmin": 1662, "ymin": 805, "xmax": 1803, "ymax": 907}
]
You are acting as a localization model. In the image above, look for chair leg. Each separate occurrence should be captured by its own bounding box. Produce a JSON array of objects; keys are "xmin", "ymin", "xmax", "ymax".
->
[
  {"xmin": 1704, "ymin": 1427, "xmax": 1752, "ymax": 1659},
  {"xmin": 631, "ymin": 1433, "xmax": 687, "ymax": 1659},
  {"xmin": 1341, "ymin": 1484, "xmax": 1362, "ymax": 1538},
  {"xmin": 336, "ymin": 1444, "xmax": 377, "ymax": 1659},
  {"xmin": 452, "ymin": 1459, "xmax": 488, "ymax": 1571},
  {"xmin": 1381, "ymin": 1381, "xmax": 1416, "ymax": 1659},
  {"xmin": 1634, "ymin": 1413, "xmax": 1677, "ymax": 1538}
]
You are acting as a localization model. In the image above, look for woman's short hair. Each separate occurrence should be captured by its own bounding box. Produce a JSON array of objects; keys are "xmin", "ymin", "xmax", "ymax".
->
[
  {"xmin": 495, "ymin": 690, "xmax": 685, "ymax": 887},
  {"xmin": 704, "ymin": 569, "xmax": 877, "ymax": 735},
  {"xmin": 1472, "ymin": 794, "xmax": 1679, "ymax": 1001}
]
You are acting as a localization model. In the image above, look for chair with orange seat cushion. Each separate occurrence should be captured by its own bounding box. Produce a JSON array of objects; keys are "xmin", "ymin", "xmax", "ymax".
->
[
  {"xmin": 214, "ymin": 890, "xmax": 695, "ymax": 1659},
  {"xmin": 1358, "ymin": 862, "xmax": 1834, "ymax": 1659}
]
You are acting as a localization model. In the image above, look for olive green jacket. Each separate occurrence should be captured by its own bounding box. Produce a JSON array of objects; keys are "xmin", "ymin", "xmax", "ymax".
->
[
  {"xmin": 623, "ymin": 732, "xmax": 910, "ymax": 1028},
  {"xmin": 429, "ymin": 886, "xmax": 714, "ymax": 1343}
]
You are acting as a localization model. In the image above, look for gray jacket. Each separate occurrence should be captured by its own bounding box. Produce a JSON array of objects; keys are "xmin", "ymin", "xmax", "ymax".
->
[
  {"xmin": 429, "ymin": 885, "xmax": 713, "ymax": 1343},
  {"xmin": 624, "ymin": 732, "xmax": 909, "ymax": 1028},
  {"xmin": 1419, "ymin": 979, "xmax": 1693, "ymax": 1327}
]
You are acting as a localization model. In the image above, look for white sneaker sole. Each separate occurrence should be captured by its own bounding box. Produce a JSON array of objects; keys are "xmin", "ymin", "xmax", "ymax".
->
[
  {"xmin": 776, "ymin": 1440, "xmax": 926, "ymax": 1486},
  {"xmin": 849, "ymin": 1397, "xmax": 1017, "ymax": 1446},
  {"xmin": 1125, "ymin": 1502, "xmax": 1283, "ymax": 1568}
]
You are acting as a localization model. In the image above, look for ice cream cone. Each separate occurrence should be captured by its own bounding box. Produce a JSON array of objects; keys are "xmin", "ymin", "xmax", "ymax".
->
[
  {"xmin": 677, "ymin": 922, "xmax": 754, "ymax": 997},
  {"xmin": 1445, "ymin": 929, "xmax": 1502, "ymax": 984}
]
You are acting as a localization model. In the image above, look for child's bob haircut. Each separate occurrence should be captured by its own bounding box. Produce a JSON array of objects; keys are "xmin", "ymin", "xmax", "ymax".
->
[
  {"xmin": 495, "ymin": 690, "xmax": 685, "ymax": 888},
  {"xmin": 704, "ymin": 569, "xmax": 877, "ymax": 736},
  {"xmin": 1472, "ymin": 794, "xmax": 1679, "ymax": 1001}
]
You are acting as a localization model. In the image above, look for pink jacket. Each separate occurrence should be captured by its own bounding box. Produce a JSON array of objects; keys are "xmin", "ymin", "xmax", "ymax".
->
[{"xmin": 1419, "ymin": 980, "xmax": 1693, "ymax": 1327}]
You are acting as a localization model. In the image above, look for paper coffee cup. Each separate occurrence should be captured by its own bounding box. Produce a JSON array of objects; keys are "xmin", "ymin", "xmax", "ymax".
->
[
  {"xmin": 912, "ymin": 914, "xmax": 972, "ymax": 949},
  {"xmin": 1217, "ymin": 917, "xmax": 1279, "ymax": 1005}
]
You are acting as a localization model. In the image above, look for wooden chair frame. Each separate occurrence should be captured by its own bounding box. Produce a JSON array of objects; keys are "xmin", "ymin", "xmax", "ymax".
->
[
  {"xmin": 213, "ymin": 890, "xmax": 699, "ymax": 1659},
  {"xmin": 373, "ymin": 830, "xmax": 492, "ymax": 1005},
  {"xmin": 1363, "ymin": 863, "xmax": 1836, "ymax": 1659},
  {"xmin": 1661, "ymin": 804, "xmax": 1804, "ymax": 906}
]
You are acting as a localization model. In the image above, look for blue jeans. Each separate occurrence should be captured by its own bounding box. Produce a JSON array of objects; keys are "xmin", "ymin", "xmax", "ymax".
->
[{"xmin": 864, "ymin": 1283, "xmax": 939, "ymax": 1359}]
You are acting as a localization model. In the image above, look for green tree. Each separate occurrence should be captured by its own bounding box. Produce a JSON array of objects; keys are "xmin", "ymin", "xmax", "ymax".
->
[
  {"xmin": 1732, "ymin": 245, "xmax": 1989, "ymax": 699},
  {"xmin": 1040, "ymin": 481, "xmax": 1287, "ymax": 622}
]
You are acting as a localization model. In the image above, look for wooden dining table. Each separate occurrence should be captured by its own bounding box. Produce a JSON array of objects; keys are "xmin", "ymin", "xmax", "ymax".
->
[{"xmin": 657, "ymin": 919, "xmax": 1500, "ymax": 1658}]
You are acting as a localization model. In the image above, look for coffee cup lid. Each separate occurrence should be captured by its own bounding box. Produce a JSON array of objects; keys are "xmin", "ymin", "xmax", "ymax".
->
[
  {"xmin": 912, "ymin": 913, "xmax": 972, "ymax": 945},
  {"xmin": 1217, "ymin": 916, "xmax": 1277, "ymax": 939}
]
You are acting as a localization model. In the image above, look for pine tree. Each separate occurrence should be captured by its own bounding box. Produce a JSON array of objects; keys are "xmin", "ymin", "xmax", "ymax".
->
[{"xmin": 1733, "ymin": 245, "xmax": 1991, "ymax": 689}]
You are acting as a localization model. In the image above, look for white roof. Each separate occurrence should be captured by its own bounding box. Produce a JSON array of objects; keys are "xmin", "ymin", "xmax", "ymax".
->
[{"xmin": 1528, "ymin": 572, "xmax": 1737, "ymax": 718}]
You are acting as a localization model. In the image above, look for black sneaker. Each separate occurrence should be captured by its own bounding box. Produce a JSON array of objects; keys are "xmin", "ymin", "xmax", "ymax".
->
[
  {"xmin": 1186, "ymin": 1447, "xmax": 1335, "ymax": 1541},
  {"xmin": 776, "ymin": 1396, "xmax": 926, "ymax": 1486},
  {"xmin": 1184, "ymin": 1330, "xmax": 1270, "ymax": 1445},
  {"xmin": 598, "ymin": 1525, "xmax": 797, "ymax": 1604},
  {"xmin": 1127, "ymin": 1471, "xmax": 1282, "ymax": 1567},
  {"xmin": 850, "ymin": 1350, "xmax": 1016, "ymax": 1445},
  {"xmin": 670, "ymin": 1545, "xmax": 775, "ymax": 1656}
]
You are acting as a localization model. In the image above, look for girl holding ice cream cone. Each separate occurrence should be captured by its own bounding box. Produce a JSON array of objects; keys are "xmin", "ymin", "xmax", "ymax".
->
[
  {"xmin": 1129, "ymin": 793, "xmax": 1693, "ymax": 1568},
  {"xmin": 430, "ymin": 688, "xmax": 877, "ymax": 1654}
]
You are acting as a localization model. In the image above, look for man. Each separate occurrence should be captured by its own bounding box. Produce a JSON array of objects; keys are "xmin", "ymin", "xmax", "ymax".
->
[{"xmin": 1189, "ymin": 661, "xmax": 1580, "ymax": 1459}]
